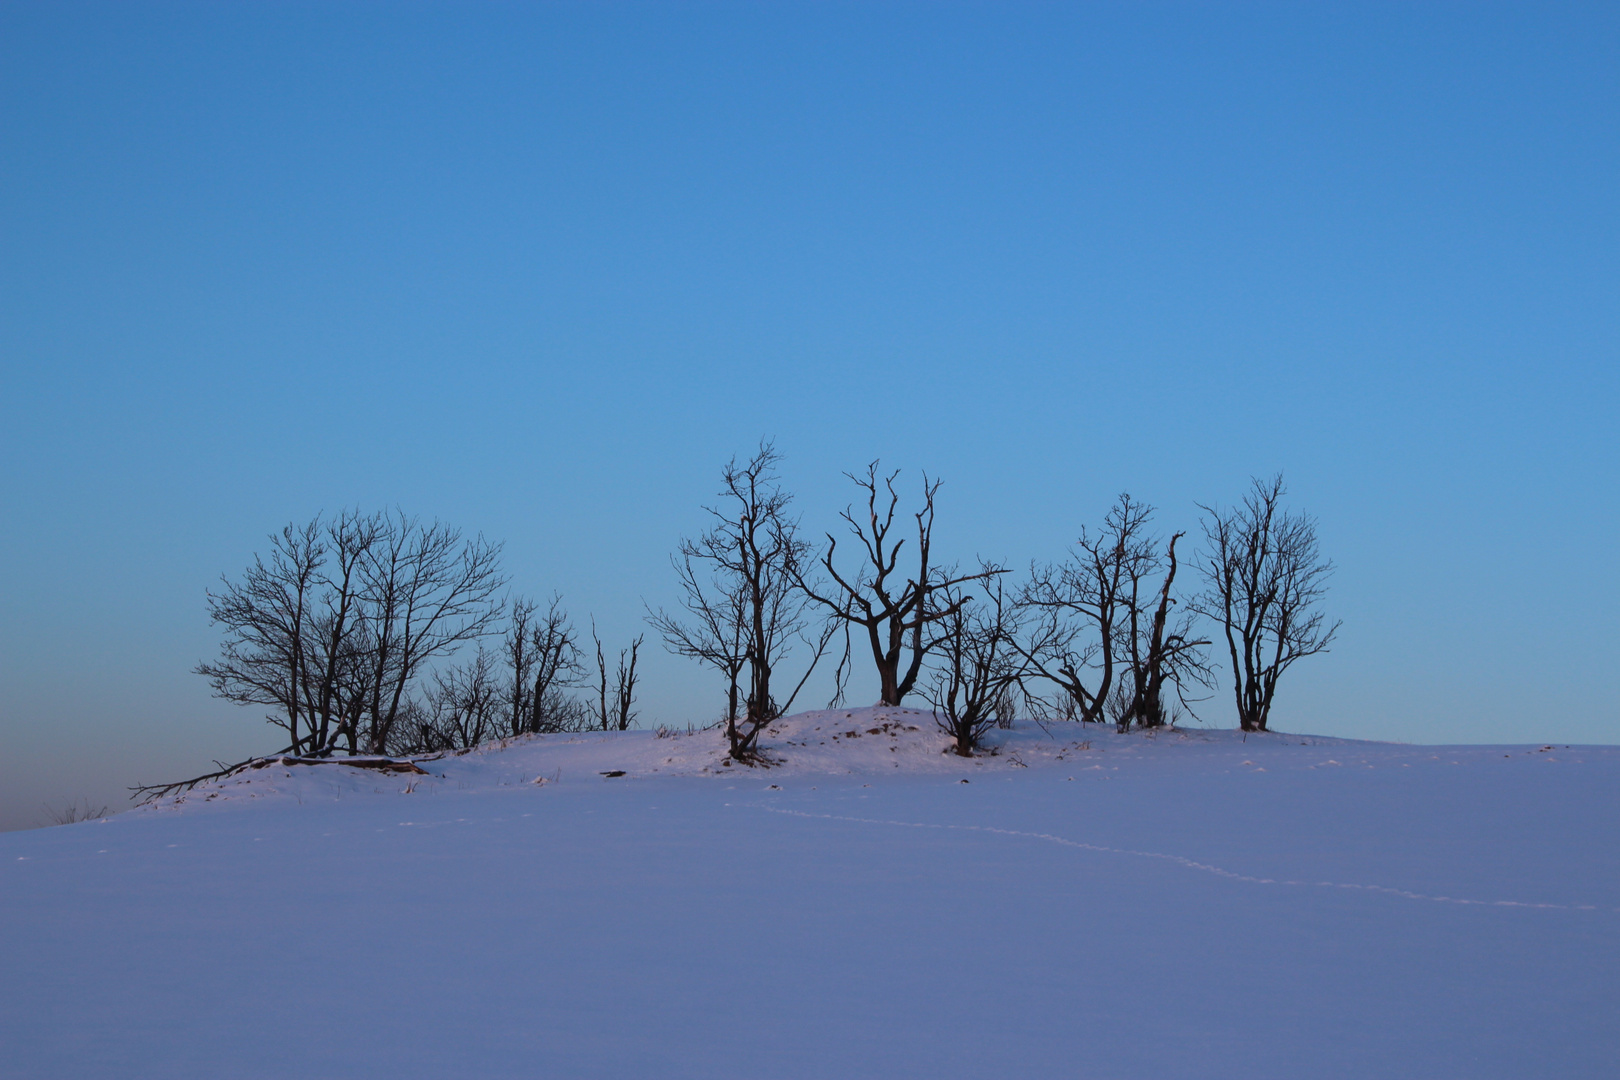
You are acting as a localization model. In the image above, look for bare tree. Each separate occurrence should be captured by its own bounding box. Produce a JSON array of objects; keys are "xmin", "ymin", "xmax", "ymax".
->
[
  {"xmin": 647, "ymin": 556, "xmax": 749, "ymax": 744},
  {"xmin": 397, "ymin": 646, "xmax": 502, "ymax": 753},
  {"xmin": 304, "ymin": 510, "xmax": 383, "ymax": 754},
  {"xmin": 1193, "ymin": 474, "xmax": 1340, "ymax": 732},
  {"xmin": 354, "ymin": 513, "xmax": 506, "ymax": 754},
  {"xmin": 531, "ymin": 597, "xmax": 585, "ymax": 732},
  {"xmin": 648, "ymin": 444, "xmax": 831, "ymax": 759},
  {"xmin": 797, "ymin": 463, "xmax": 993, "ymax": 706},
  {"xmin": 1017, "ymin": 494, "xmax": 1156, "ymax": 725},
  {"xmin": 925, "ymin": 572, "xmax": 1025, "ymax": 756},
  {"xmin": 504, "ymin": 597, "xmax": 540, "ymax": 738},
  {"xmin": 196, "ymin": 519, "xmax": 326, "ymax": 756},
  {"xmin": 612, "ymin": 635, "xmax": 643, "ymax": 731},
  {"xmin": 590, "ymin": 623, "xmax": 644, "ymax": 732},
  {"xmin": 199, "ymin": 511, "xmax": 506, "ymax": 757},
  {"xmin": 1113, "ymin": 530, "xmax": 1212, "ymax": 731},
  {"xmin": 503, "ymin": 594, "xmax": 586, "ymax": 737}
]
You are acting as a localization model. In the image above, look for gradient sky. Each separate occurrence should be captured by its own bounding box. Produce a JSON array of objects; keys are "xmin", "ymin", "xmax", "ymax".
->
[{"xmin": 2, "ymin": 2, "xmax": 1616, "ymax": 830}]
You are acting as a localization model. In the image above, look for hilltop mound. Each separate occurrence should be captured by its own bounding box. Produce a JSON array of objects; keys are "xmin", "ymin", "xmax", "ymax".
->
[{"xmin": 135, "ymin": 706, "xmax": 1375, "ymax": 816}]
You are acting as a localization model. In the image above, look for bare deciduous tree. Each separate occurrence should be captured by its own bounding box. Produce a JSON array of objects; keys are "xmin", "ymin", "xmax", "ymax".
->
[
  {"xmin": 198, "ymin": 511, "xmax": 506, "ymax": 757},
  {"xmin": 1113, "ymin": 530, "xmax": 1212, "ymax": 731},
  {"xmin": 504, "ymin": 594, "xmax": 586, "ymax": 736},
  {"xmin": 649, "ymin": 444, "xmax": 831, "ymax": 759},
  {"xmin": 303, "ymin": 510, "xmax": 383, "ymax": 754},
  {"xmin": 925, "ymin": 572, "xmax": 1025, "ymax": 756},
  {"xmin": 797, "ymin": 464, "xmax": 992, "ymax": 707},
  {"xmin": 197, "ymin": 518, "xmax": 329, "ymax": 756},
  {"xmin": 399, "ymin": 646, "xmax": 502, "ymax": 753},
  {"xmin": 1193, "ymin": 474, "xmax": 1340, "ymax": 732},
  {"xmin": 1017, "ymin": 494, "xmax": 1156, "ymax": 725},
  {"xmin": 354, "ymin": 513, "xmax": 506, "ymax": 754}
]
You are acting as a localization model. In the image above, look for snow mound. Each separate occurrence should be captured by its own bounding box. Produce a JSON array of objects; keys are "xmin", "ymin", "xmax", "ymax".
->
[{"xmin": 141, "ymin": 705, "xmax": 1387, "ymax": 817}]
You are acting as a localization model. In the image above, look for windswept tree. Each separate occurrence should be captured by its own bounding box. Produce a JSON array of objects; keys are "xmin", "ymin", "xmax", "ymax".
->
[
  {"xmin": 925, "ymin": 572, "xmax": 1025, "ymax": 756},
  {"xmin": 648, "ymin": 443, "xmax": 831, "ymax": 759},
  {"xmin": 796, "ymin": 463, "xmax": 994, "ymax": 706},
  {"xmin": 1193, "ymin": 474, "xmax": 1340, "ymax": 732}
]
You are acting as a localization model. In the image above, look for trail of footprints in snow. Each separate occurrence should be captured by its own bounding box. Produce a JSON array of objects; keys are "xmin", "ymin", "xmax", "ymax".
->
[{"xmin": 755, "ymin": 806, "xmax": 1612, "ymax": 913}]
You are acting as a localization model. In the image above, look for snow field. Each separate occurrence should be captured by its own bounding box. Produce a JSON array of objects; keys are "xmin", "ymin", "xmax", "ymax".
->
[{"xmin": 3, "ymin": 709, "xmax": 1616, "ymax": 1078}]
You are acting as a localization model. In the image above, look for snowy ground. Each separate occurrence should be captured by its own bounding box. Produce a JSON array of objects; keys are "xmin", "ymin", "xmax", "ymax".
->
[{"xmin": 4, "ymin": 707, "xmax": 1617, "ymax": 1078}]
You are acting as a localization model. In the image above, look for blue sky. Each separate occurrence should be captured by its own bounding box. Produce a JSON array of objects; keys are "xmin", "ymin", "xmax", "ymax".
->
[{"xmin": 2, "ymin": 2, "xmax": 1616, "ymax": 829}]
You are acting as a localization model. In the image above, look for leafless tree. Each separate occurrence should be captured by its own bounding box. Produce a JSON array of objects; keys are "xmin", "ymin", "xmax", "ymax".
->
[
  {"xmin": 353, "ymin": 513, "xmax": 506, "ymax": 754},
  {"xmin": 196, "ymin": 518, "xmax": 327, "ymax": 756},
  {"xmin": 590, "ymin": 623, "xmax": 644, "ymax": 731},
  {"xmin": 1113, "ymin": 530, "xmax": 1212, "ymax": 731},
  {"xmin": 1017, "ymin": 494, "xmax": 1156, "ymax": 725},
  {"xmin": 925, "ymin": 572, "xmax": 1026, "ymax": 756},
  {"xmin": 504, "ymin": 594, "xmax": 585, "ymax": 736},
  {"xmin": 797, "ymin": 463, "xmax": 994, "ymax": 707},
  {"xmin": 647, "ymin": 558, "xmax": 749, "ymax": 745},
  {"xmin": 303, "ymin": 510, "xmax": 383, "ymax": 754},
  {"xmin": 612, "ymin": 636, "xmax": 642, "ymax": 731},
  {"xmin": 504, "ymin": 597, "xmax": 540, "ymax": 738},
  {"xmin": 198, "ymin": 510, "xmax": 506, "ymax": 757},
  {"xmin": 648, "ymin": 444, "xmax": 831, "ymax": 759},
  {"xmin": 1193, "ymin": 474, "xmax": 1340, "ymax": 732},
  {"xmin": 395, "ymin": 646, "xmax": 502, "ymax": 753}
]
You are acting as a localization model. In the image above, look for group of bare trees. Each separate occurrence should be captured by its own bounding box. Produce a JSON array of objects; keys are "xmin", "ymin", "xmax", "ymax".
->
[
  {"xmin": 654, "ymin": 446, "xmax": 1339, "ymax": 758},
  {"xmin": 198, "ymin": 512, "xmax": 638, "ymax": 758},
  {"xmin": 198, "ymin": 453, "xmax": 1337, "ymax": 764}
]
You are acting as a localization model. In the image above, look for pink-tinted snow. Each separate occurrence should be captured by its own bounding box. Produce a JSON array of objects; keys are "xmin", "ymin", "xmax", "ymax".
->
[{"xmin": 3, "ymin": 708, "xmax": 1615, "ymax": 1078}]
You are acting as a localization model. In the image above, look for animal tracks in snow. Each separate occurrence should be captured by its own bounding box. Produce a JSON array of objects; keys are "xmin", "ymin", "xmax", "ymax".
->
[{"xmin": 755, "ymin": 805, "xmax": 1613, "ymax": 914}]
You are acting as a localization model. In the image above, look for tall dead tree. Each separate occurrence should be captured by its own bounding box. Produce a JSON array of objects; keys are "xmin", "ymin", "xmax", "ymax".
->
[
  {"xmin": 1193, "ymin": 474, "xmax": 1340, "ymax": 732},
  {"xmin": 648, "ymin": 443, "xmax": 830, "ymax": 759},
  {"xmin": 797, "ymin": 463, "xmax": 993, "ymax": 706},
  {"xmin": 1017, "ymin": 494, "xmax": 1157, "ymax": 725},
  {"xmin": 925, "ymin": 573, "xmax": 1025, "ymax": 757}
]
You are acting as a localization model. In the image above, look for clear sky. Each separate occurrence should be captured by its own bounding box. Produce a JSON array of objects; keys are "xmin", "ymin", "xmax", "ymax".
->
[{"xmin": 2, "ymin": 2, "xmax": 1616, "ymax": 830}]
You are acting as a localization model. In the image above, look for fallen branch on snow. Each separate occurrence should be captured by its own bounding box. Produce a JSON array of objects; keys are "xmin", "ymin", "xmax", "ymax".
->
[{"xmin": 130, "ymin": 754, "xmax": 430, "ymax": 805}]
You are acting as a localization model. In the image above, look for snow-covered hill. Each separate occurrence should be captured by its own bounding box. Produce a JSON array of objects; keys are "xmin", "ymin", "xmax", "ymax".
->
[{"xmin": 4, "ymin": 710, "xmax": 1617, "ymax": 1078}]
